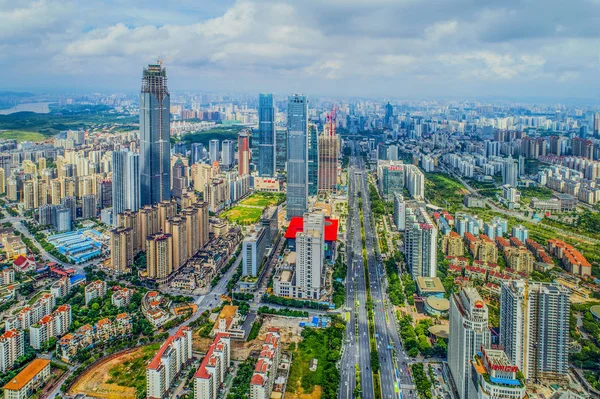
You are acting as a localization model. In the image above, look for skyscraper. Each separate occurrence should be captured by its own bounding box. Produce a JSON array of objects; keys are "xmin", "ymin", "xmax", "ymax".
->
[
  {"xmin": 307, "ymin": 124, "xmax": 318, "ymax": 196},
  {"xmin": 286, "ymin": 94, "xmax": 308, "ymax": 219},
  {"xmin": 209, "ymin": 140, "xmax": 220, "ymax": 165},
  {"xmin": 139, "ymin": 62, "xmax": 170, "ymax": 206},
  {"xmin": 317, "ymin": 123, "xmax": 340, "ymax": 193},
  {"xmin": 238, "ymin": 131, "xmax": 250, "ymax": 176},
  {"xmin": 385, "ymin": 102, "xmax": 394, "ymax": 128},
  {"xmin": 275, "ymin": 128, "xmax": 287, "ymax": 172},
  {"xmin": 404, "ymin": 205, "xmax": 437, "ymax": 278},
  {"xmin": 190, "ymin": 143, "xmax": 204, "ymax": 164},
  {"xmin": 500, "ymin": 281, "xmax": 570, "ymax": 383},
  {"xmin": 258, "ymin": 93, "xmax": 276, "ymax": 177},
  {"xmin": 448, "ymin": 287, "xmax": 491, "ymax": 399},
  {"xmin": 221, "ymin": 140, "xmax": 235, "ymax": 169},
  {"xmin": 112, "ymin": 150, "xmax": 140, "ymax": 220},
  {"xmin": 502, "ymin": 157, "xmax": 518, "ymax": 187}
]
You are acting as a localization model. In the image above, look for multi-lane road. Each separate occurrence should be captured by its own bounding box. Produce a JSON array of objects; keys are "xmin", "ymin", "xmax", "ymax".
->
[{"xmin": 339, "ymin": 143, "xmax": 415, "ymax": 399}]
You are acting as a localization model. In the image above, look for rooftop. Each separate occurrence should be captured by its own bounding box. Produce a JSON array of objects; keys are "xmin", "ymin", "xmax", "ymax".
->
[
  {"xmin": 284, "ymin": 216, "xmax": 338, "ymax": 241},
  {"xmin": 3, "ymin": 359, "xmax": 50, "ymax": 391}
]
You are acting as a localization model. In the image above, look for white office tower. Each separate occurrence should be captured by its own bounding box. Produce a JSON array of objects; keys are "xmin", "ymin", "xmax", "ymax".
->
[
  {"xmin": 296, "ymin": 212, "xmax": 325, "ymax": 299},
  {"xmin": 500, "ymin": 281, "xmax": 570, "ymax": 383},
  {"xmin": 393, "ymin": 192, "xmax": 405, "ymax": 231},
  {"xmin": 404, "ymin": 206, "xmax": 437, "ymax": 278},
  {"xmin": 448, "ymin": 288, "xmax": 491, "ymax": 399}
]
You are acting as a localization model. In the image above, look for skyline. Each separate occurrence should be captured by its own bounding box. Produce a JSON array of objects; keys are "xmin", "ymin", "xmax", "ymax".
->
[{"xmin": 2, "ymin": 0, "xmax": 600, "ymax": 99}]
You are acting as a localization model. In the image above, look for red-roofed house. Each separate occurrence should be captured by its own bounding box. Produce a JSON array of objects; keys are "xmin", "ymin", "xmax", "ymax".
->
[{"xmin": 12, "ymin": 255, "xmax": 36, "ymax": 273}]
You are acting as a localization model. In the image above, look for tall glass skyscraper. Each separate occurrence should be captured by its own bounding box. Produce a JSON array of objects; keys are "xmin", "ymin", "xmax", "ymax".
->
[
  {"xmin": 308, "ymin": 124, "xmax": 319, "ymax": 196},
  {"xmin": 258, "ymin": 93, "xmax": 276, "ymax": 177},
  {"xmin": 112, "ymin": 150, "xmax": 140, "ymax": 221},
  {"xmin": 209, "ymin": 139, "xmax": 220, "ymax": 165},
  {"xmin": 286, "ymin": 94, "xmax": 308, "ymax": 219},
  {"xmin": 190, "ymin": 143, "xmax": 204, "ymax": 164},
  {"xmin": 139, "ymin": 63, "xmax": 170, "ymax": 206},
  {"xmin": 221, "ymin": 140, "xmax": 235, "ymax": 169}
]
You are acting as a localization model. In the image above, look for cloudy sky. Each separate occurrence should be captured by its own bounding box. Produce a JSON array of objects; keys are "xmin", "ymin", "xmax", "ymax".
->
[{"xmin": 2, "ymin": 0, "xmax": 600, "ymax": 99}]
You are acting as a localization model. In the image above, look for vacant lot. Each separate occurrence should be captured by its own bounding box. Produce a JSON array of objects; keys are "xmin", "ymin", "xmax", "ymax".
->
[
  {"xmin": 69, "ymin": 343, "xmax": 160, "ymax": 399},
  {"xmin": 0, "ymin": 130, "xmax": 48, "ymax": 142},
  {"xmin": 425, "ymin": 172, "xmax": 469, "ymax": 211}
]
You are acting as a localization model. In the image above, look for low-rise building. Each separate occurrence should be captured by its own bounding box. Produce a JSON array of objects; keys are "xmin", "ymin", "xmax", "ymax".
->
[
  {"xmin": 469, "ymin": 347, "xmax": 526, "ymax": 399},
  {"xmin": 0, "ymin": 268, "xmax": 15, "ymax": 287},
  {"xmin": 2, "ymin": 358, "xmax": 51, "ymax": 399},
  {"xmin": 84, "ymin": 280, "xmax": 107, "ymax": 305},
  {"xmin": 211, "ymin": 305, "xmax": 244, "ymax": 339},
  {"xmin": 111, "ymin": 287, "xmax": 133, "ymax": 308}
]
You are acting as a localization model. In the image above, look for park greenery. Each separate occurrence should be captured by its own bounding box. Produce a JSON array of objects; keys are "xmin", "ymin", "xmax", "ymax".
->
[
  {"xmin": 227, "ymin": 358, "xmax": 258, "ymax": 399},
  {"xmin": 385, "ymin": 252, "xmax": 406, "ymax": 306},
  {"xmin": 425, "ymin": 172, "xmax": 469, "ymax": 212},
  {"xmin": 570, "ymin": 302, "xmax": 600, "ymax": 369},
  {"xmin": 257, "ymin": 306, "xmax": 308, "ymax": 317},
  {"xmin": 411, "ymin": 363, "xmax": 433, "ymax": 399},
  {"xmin": 0, "ymin": 105, "xmax": 137, "ymax": 141},
  {"xmin": 332, "ymin": 254, "xmax": 347, "ymax": 308},
  {"xmin": 180, "ymin": 126, "xmax": 241, "ymax": 148},
  {"xmin": 287, "ymin": 318, "xmax": 345, "ymax": 399},
  {"xmin": 247, "ymin": 318, "xmax": 263, "ymax": 341}
]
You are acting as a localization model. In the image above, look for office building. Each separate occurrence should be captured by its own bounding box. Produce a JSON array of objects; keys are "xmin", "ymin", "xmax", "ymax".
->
[
  {"xmin": 286, "ymin": 94, "xmax": 309, "ymax": 219},
  {"xmin": 112, "ymin": 150, "xmax": 140, "ymax": 219},
  {"xmin": 296, "ymin": 213, "xmax": 325, "ymax": 299},
  {"xmin": 194, "ymin": 333, "xmax": 231, "ymax": 399},
  {"xmin": 318, "ymin": 123, "xmax": 340, "ymax": 193},
  {"xmin": 209, "ymin": 139, "xmax": 220, "ymax": 165},
  {"xmin": 500, "ymin": 281, "xmax": 570, "ymax": 383},
  {"xmin": 238, "ymin": 131, "xmax": 250, "ymax": 176},
  {"xmin": 146, "ymin": 326, "xmax": 193, "ymax": 399},
  {"xmin": 221, "ymin": 140, "xmax": 235, "ymax": 170},
  {"xmin": 404, "ymin": 206, "xmax": 437, "ymax": 278},
  {"xmin": 275, "ymin": 128, "xmax": 287, "ymax": 172},
  {"xmin": 448, "ymin": 288, "xmax": 491, "ymax": 399},
  {"xmin": 242, "ymin": 226, "xmax": 268, "ymax": 277},
  {"xmin": 307, "ymin": 124, "xmax": 318, "ymax": 196},
  {"xmin": 191, "ymin": 143, "xmax": 204, "ymax": 164},
  {"xmin": 140, "ymin": 62, "xmax": 171, "ymax": 206},
  {"xmin": 258, "ymin": 93, "xmax": 276, "ymax": 177},
  {"xmin": 377, "ymin": 161, "xmax": 405, "ymax": 201}
]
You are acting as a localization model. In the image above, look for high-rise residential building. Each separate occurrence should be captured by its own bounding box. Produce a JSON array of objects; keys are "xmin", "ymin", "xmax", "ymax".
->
[
  {"xmin": 220, "ymin": 140, "xmax": 234, "ymax": 170},
  {"xmin": 393, "ymin": 193, "xmax": 406, "ymax": 231},
  {"xmin": 404, "ymin": 205, "xmax": 437, "ymax": 278},
  {"xmin": 81, "ymin": 194, "xmax": 97, "ymax": 219},
  {"xmin": 0, "ymin": 329, "xmax": 24, "ymax": 373},
  {"xmin": 56, "ymin": 207, "xmax": 72, "ymax": 232},
  {"xmin": 171, "ymin": 158, "xmax": 188, "ymax": 200},
  {"xmin": 511, "ymin": 225, "xmax": 529, "ymax": 242},
  {"xmin": 448, "ymin": 288, "xmax": 491, "ymax": 399},
  {"xmin": 112, "ymin": 150, "xmax": 140, "ymax": 220},
  {"xmin": 405, "ymin": 164, "xmax": 425, "ymax": 199},
  {"xmin": 110, "ymin": 227, "xmax": 133, "ymax": 274},
  {"xmin": 0, "ymin": 167, "xmax": 5, "ymax": 195},
  {"xmin": 209, "ymin": 139, "xmax": 220, "ymax": 165},
  {"xmin": 250, "ymin": 329, "xmax": 281, "ymax": 399},
  {"xmin": 146, "ymin": 233, "xmax": 173, "ymax": 280},
  {"xmin": 238, "ymin": 131, "xmax": 250, "ymax": 176},
  {"xmin": 242, "ymin": 227, "xmax": 268, "ymax": 277},
  {"xmin": 117, "ymin": 210, "xmax": 140, "ymax": 254},
  {"xmin": 140, "ymin": 62, "xmax": 171, "ymax": 206},
  {"xmin": 165, "ymin": 216, "xmax": 187, "ymax": 271},
  {"xmin": 500, "ymin": 281, "xmax": 570, "ymax": 383},
  {"xmin": 61, "ymin": 196, "xmax": 77, "ymax": 221},
  {"xmin": 318, "ymin": 123, "xmax": 339, "ymax": 193},
  {"xmin": 139, "ymin": 205, "xmax": 160, "ymax": 251},
  {"xmin": 195, "ymin": 201, "xmax": 209, "ymax": 248},
  {"xmin": 190, "ymin": 143, "xmax": 204, "ymax": 164},
  {"xmin": 258, "ymin": 93, "xmax": 276, "ymax": 177},
  {"xmin": 286, "ymin": 94, "xmax": 309, "ymax": 219},
  {"xmin": 147, "ymin": 326, "xmax": 193, "ymax": 399},
  {"xmin": 307, "ymin": 124, "xmax": 319, "ymax": 196},
  {"xmin": 194, "ymin": 333, "xmax": 231, "ymax": 399},
  {"xmin": 296, "ymin": 213, "xmax": 325, "ymax": 299},
  {"xmin": 502, "ymin": 158, "xmax": 518, "ymax": 187},
  {"xmin": 181, "ymin": 206, "xmax": 200, "ymax": 258}
]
